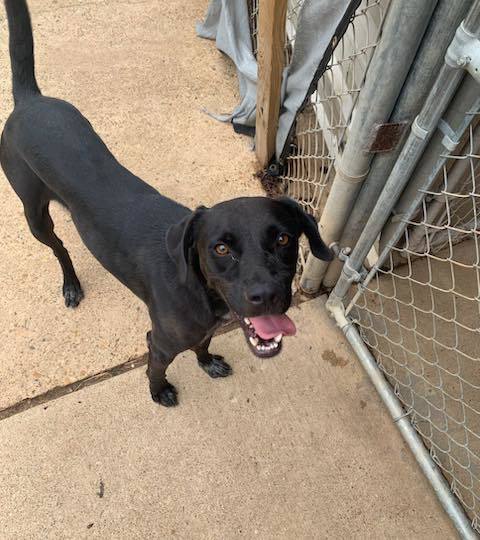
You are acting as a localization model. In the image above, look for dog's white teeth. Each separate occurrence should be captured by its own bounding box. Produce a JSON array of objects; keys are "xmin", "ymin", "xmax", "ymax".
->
[
  {"xmin": 244, "ymin": 318, "xmax": 250, "ymax": 325},
  {"xmin": 274, "ymin": 334, "xmax": 282, "ymax": 343},
  {"xmin": 249, "ymin": 337, "xmax": 259, "ymax": 346}
]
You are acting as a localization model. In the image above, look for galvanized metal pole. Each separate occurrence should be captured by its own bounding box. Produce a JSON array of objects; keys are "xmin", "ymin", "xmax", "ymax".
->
[
  {"xmin": 378, "ymin": 85, "xmax": 480, "ymax": 252},
  {"xmin": 322, "ymin": 0, "xmax": 472, "ymax": 288},
  {"xmin": 329, "ymin": 24, "xmax": 478, "ymax": 302},
  {"xmin": 344, "ymin": 86, "xmax": 480, "ymax": 315},
  {"xmin": 299, "ymin": 0, "xmax": 437, "ymax": 294},
  {"xmin": 324, "ymin": 4, "xmax": 480, "ymax": 537}
]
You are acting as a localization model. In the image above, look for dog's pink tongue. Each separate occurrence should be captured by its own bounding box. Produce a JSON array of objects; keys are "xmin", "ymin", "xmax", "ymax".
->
[{"xmin": 250, "ymin": 314, "xmax": 296, "ymax": 340}]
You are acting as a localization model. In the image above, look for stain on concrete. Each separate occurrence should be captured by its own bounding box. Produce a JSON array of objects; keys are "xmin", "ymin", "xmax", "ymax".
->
[
  {"xmin": 359, "ymin": 399, "xmax": 367, "ymax": 409},
  {"xmin": 97, "ymin": 479, "xmax": 105, "ymax": 499},
  {"xmin": 322, "ymin": 349, "xmax": 348, "ymax": 367}
]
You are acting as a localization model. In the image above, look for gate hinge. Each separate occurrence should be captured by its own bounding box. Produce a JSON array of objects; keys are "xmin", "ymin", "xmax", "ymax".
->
[{"xmin": 337, "ymin": 246, "xmax": 368, "ymax": 284}]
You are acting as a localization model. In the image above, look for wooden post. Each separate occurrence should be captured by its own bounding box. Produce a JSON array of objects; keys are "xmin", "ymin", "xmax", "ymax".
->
[{"xmin": 255, "ymin": 0, "xmax": 287, "ymax": 168}]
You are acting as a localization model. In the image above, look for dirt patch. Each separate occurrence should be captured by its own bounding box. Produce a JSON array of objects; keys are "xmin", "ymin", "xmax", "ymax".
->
[{"xmin": 322, "ymin": 349, "xmax": 348, "ymax": 368}]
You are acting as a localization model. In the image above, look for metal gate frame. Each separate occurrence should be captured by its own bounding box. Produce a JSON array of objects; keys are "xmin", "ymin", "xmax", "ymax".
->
[
  {"xmin": 324, "ymin": 4, "xmax": 480, "ymax": 537},
  {"xmin": 252, "ymin": 0, "xmax": 480, "ymax": 536}
]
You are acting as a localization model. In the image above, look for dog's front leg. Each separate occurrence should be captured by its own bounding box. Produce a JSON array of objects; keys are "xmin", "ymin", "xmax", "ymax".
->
[
  {"xmin": 146, "ymin": 330, "xmax": 177, "ymax": 407},
  {"xmin": 191, "ymin": 337, "xmax": 232, "ymax": 379}
]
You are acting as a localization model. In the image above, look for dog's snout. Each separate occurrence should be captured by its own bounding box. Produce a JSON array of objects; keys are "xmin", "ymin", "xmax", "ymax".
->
[{"xmin": 245, "ymin": 284, "xmax": 278, "ymax": 307}]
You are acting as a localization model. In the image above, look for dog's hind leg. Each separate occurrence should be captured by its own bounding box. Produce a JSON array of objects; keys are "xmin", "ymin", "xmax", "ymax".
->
[
  {"xmin": 24, "ymin": 201, "xmax": 84, "ymax": 307},
  {"xmin": 192, "ymin": 337, "xmax": 232, "ymax": 378},
  {"xmin": 1, "ymin": 147, "xmax": 83, "ymax": 307}
]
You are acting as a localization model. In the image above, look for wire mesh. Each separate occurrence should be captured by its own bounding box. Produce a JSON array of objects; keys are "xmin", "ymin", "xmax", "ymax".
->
[
  {"xmin": 247, "ymin": 0, "xmax": 305, "ymax": 60},
  {"xmin": 406, "ymin": 122, "xmax": 480, "ymax": 257},
  {"xmin": 348, "ymin": 115, "xmax": 480, "ymax": 532},
  {"xmin": 284, "ymin": 0, "xmax": 305, "ymax": 63},
  {"xmin": 247, "ymin": 0, "xmax": 259, "ymax": 58},
  {"xmin": 279, "ymin": 0, "xmax": 390, "ymax": 269}
]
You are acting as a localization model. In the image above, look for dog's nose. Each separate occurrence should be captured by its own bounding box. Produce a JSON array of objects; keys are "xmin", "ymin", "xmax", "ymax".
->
[{"xmin": 245, "ymin": 284, "xmax": 278, "ymax": 307}]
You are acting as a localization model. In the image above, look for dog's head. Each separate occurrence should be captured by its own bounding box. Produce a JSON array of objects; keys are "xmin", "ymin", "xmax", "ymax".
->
[{"xmin": 167, "ymin": 196, "xmax": 332, "ymax": 357}]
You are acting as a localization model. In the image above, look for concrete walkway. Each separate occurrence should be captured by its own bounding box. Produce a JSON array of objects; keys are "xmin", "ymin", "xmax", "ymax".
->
[
  {"xmin": 0, "ymin": 298, "xmax": 455, "ymax": 539},
  {"xmin": 0, "ymin": 1, "xmax": 457, "ymax": 538}
]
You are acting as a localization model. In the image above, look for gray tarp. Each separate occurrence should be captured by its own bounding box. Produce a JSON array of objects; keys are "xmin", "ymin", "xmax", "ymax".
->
[
  {"xmin": 196, "ymin": 1, "xmax": 257, "ymax": 131},
  {"xmin": 197, "ymin": 0, "xmax": 360, "ymax": 162}
]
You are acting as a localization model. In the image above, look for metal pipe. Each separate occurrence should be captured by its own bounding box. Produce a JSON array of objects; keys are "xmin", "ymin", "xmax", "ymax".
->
[
  {"xmin": 326, "ymin": 298, "xmax": 477, "ymax": 540},
  {"xmin": 464, "ymin": 0, "xmax": 480, "ymax": 29},
  {"xmin": 299, "ymin": 0, "xmax": 437, "ymax": 294},
  {"xmin": 329, "ymin": 0, "xmax": 480, "ymax": 300},
  {"xmin": 325, "ymin": 5, "xmax": 480, "ymax": 535},
  {"xmin": 329, "ymin": 1, "xmax": 480, "ymax": 304},
  {"xmin": 322, "ymin": 0, "xmax": 472, "ymax": 288},
  {"xmin": 331, "ymin": 69, "xmax": 465, "ymax": 301},
  {"xmin": 378, "ymin": 76, "xmax": 480, "ymax": 255}
]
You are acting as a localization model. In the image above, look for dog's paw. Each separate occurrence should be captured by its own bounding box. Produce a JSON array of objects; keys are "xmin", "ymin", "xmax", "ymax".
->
[
  {"xmin": 199, "ymin": 355, "xmax": 232, "ymax": 378},
  {"xmin": 150, "ymin": 382, "xmax": 178, "ymax": 407},
  {"xmin": 63, "ymin": 282, "xmax": 84, "ymax": 308}
]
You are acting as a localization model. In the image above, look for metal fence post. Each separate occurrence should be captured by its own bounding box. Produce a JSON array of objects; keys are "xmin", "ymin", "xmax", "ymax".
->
[
  {"xmin": 378, "ymin": 76, "xmax": 480, "ymax": 256},
  {"xmin": 322, "ymin": 0, "xmax": 472, "ymax": 288},
  {"xmin": 329, "ymin": 11, "xmax": 479, "ymax": 302},
  {"xmin": 299, "ymin": 0, "xmax": 437, "ymax": 294}
]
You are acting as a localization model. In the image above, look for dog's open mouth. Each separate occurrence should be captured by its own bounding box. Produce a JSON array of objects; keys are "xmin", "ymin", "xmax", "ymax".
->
[{"xmin": 239, "ymin": 314, "xmax": 296, "ymax": 358}]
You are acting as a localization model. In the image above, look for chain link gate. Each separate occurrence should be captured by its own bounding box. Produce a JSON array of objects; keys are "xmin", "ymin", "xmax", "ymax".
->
[
  {"xmin": 348, "ymin": 115, "xmax": 480, "ymax": 534},
  {"xmin": 322, "ymin": 3, "xmax": 480, "ymax": 536},
  {"xmin": 250, "ymin": 0, "xmax": 480, "ymax": 537}
]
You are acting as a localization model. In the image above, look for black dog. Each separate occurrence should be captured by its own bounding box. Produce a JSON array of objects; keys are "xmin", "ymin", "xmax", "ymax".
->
[{"xmin": 1, "ymin": 0, "xmax": 332, "ymax": 406}]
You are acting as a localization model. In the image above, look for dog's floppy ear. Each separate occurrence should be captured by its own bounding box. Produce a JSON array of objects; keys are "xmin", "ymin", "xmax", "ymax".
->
[
  {"xmin": 276, "ymin": 197, "xmax": 333, "ymax": 261},
  {"xmin": 166, "ymin": 206, "xmax": 208, "ymax": 283}
]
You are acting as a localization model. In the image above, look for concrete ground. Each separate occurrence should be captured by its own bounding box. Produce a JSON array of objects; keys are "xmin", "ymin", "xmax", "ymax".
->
[
  {"xmin": 0, "ymin": 1, "xmax": 457, "ymax": 538},
  {"xmin": 0, "ymin": 298, "xmax": 456, "ymax": 539}
]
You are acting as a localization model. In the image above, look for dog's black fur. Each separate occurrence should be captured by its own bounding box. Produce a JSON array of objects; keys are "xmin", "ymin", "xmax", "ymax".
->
[{"xmin": 1, "ymin": 0, "xmax": 332, "ymax": 406}]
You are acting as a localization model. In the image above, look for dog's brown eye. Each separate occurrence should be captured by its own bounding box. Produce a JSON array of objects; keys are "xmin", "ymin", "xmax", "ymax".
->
[
  {"xmin": 214, "ymin": 243, "xmax": 230, "ymax": 256},
  {"xmin": 277, "ymin": 233, "xmax": 290, "ymax": 247}
]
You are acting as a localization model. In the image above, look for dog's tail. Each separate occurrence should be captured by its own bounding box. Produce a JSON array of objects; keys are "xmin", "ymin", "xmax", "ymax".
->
[{"xmin": 4, "ymin": 0, "xmax": 41, "ymax": 105}]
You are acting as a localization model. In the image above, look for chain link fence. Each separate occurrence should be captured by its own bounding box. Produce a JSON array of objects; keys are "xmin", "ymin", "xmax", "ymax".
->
[
  {"xmin": 348, "ymin": 117, "xmax": 480, "ymax": 532},
  {"xmin": 279, "ymin": 0, "xmax": 390, "ymax": 270},
  {"xmin": 248, "ymin": 1, "xmax": 480, "ymax": 534},
  {"xmin": 248, "ymin": 0, "xmax": 305, "ymax": 61},
  {"xmin": 407, "ymin": 121, "xmax": 480, "ymax": 256}
]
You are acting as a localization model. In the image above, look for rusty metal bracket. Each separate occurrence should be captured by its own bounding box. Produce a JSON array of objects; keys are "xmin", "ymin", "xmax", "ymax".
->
[{"xmin": 365, "ymin": 121, "xmax": 409, "ymax": 153}]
